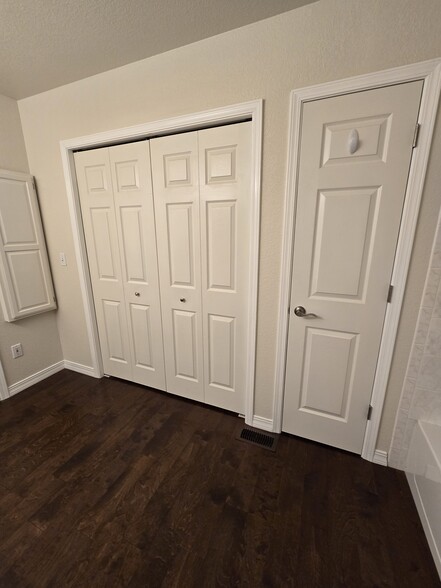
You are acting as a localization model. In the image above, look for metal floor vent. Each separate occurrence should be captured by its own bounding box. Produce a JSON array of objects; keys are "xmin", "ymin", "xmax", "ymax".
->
[{"xmin": 236, "ymin": 426, "xmax": 278, "ymax": 452}]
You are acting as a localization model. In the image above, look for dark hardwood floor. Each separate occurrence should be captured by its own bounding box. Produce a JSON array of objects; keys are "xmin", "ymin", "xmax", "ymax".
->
[{"xmin": 0, "ymin": 370, "xmax": 439, "ymax": 587}]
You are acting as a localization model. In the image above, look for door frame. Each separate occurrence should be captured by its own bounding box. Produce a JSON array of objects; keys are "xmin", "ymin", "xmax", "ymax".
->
[
  {"xmin": 0, "ymin": 357, "xmax": 8, "ymax": 400},
  {"xmin": 60, "ymin": 100, "xmax": 262, "ymax": 426},
  {"xmin": 274, "ymin": 59, "xmax": 441, "ymax": 463}
]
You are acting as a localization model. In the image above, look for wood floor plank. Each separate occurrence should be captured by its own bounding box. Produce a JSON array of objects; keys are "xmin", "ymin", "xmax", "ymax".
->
[{"xmin": 0, "ymin": 370, "xmax": 439, "ymax": 588}]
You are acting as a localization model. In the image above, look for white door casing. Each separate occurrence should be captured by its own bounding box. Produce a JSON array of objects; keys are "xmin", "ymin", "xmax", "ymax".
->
[
  {"xmin": 61, "ymin": 100, "xmax": 261, "ymax": 425},
  {"xmin": 75, "ymin": 142, "xmax": 166, "ymax": 389},
  {"xmin": 283, "ymin": 81, "xmax": 423, "ymax": 453}
]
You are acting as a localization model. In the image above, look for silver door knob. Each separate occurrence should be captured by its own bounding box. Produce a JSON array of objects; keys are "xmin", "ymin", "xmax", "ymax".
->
[
  {"xmin": 180, "ymin": 297, "xmax": 186, "ymax": 303},
  {"xmin": 294, "ymin": 305, "xmax": 318, "ymax": 318},
  {"xmin": 135, "ymin": 292, "xmax": 140, "ymax": 297}
]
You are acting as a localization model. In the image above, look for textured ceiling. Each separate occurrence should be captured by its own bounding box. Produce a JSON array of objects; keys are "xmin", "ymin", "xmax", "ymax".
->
[{"xmin": 1, "ymin": 0, "xmax": 317, "ymax": 99}]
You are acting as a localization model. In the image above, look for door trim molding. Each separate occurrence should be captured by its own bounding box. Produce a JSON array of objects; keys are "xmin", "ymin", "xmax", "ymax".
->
[
  {"xmin": 0, "ymin": 358, "xmax": 8, "ymax": 400},
  {"xmin": 60, "ymin": 100, "xmax": 262, "ymax": 426},
  {"xmin": 274, "ymin": 58, "xmax": 441, "ymax": 461}
]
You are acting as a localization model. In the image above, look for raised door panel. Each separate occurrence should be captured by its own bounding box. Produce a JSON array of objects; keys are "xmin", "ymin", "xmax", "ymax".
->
[
  {"xmin": 129, "ymin": 303, "xmax": 154, "ymax": 370},
  {"xmin": 6, "ymin": 251, "xmax": 50, "ymax": 311},
  {"xmin": 102, "ymin": 299, "xmax": 130, "ymax": 365},
  {"xmin": 109, "ymin": 142, "xmax": 166, "ymax": 390},
  {"xmin": 198, "ymin": 122, "xmax": 252, "ymax": 413},
  {"xmin": 150, "ymin": 132, "xmax": 203, "ymax": 401},
  {"xmin": 310, "ymin": 187, "xmax": 379, "ymax": 300},
  {"xmin": 283, "ymin": 80, "xmax": 424, "ymax": 453},
  {"xmin": 206, "ymin": 201, "xmax": 236, "ymax": 291},
  {"xmin": 120, "ymin": 207, "xmax": 148, "ymax": 283},
  {"xmin": 89, "ymin": 208, "xmax": 119, "ymax": 281},
  {"xmin": 299, "ymin": 328, "xmax": 357, "ymax": 419},
  {"xmin": 0, "ymin": 179, "xmax": 37, "ymax": 245},
  {"xmin": 166, "ymin": 203, "xmax": 195, "ymax": 287},
  {"xmin": 172, "ymin": 310, "xmax": 199, "ymax": 381},
  {"xmin": 75, "ymin": 149, "xmax": 132, "ymax": 380},
  {"xmin": 208, "ymin": 314, "xmax": 235, "ymax": 391}
]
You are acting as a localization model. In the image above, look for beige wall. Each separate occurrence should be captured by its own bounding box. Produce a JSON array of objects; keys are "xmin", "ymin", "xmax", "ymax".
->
[
  {"xmin": 0, "ymin": 94, "xmax": 62, "ymax": 387},
  {"xmin": 18, "ymin": 0, "xmax": 441, "ymax": 451}
]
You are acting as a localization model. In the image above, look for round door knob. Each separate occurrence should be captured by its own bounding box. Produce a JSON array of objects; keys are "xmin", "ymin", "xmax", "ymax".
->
[
  {"xmin": 294, "ymin": 305, "xmax": 318, "ymax": 318},
  {"xmin": 180, "ymin": 297, "xmax": 186, "ymax": 303},
  {"xmin": 135, "ymin": 292, "xmax": 140, "ymax": 297}
]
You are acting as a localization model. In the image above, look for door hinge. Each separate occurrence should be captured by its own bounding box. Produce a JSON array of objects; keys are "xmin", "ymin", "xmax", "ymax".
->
[
  {"xmin": 367, "ymin": 404, "xmax": 373, "ymax": 421},
  {"xmin": 387, "ymin": 284, "xmax": 394, "ymax": 303},
  {"xmin": 412, "ymin": 123, "xmax": 420, "ymax": 148},
  {"xmin": 288, "ymin": 306, "xmax": 290, "ymax": 315}
]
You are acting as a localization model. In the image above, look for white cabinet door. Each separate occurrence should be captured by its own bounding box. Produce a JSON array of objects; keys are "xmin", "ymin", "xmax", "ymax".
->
[
  {"xmin": 0, "ymin": 169, "xmax": 56, "ymax": 321},
  {"xmin": 75, "ymin": 143, "xmax": 166, "ymax": 389},
  {"xmin": 198, "ymin": 122, "xmax": 251, "ymax": 413},
  {"xmin": 150, "ymin": 132, "xmax": 204, "ymax": 402},
  {"xmin": 283, "ymin": 81, "xmax": 423, "ymax": 453}
]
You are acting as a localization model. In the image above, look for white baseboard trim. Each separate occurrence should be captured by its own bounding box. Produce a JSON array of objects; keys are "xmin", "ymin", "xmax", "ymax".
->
[
  {"xmin": 406, "ymin": 472, "xmax": 441, "ymax": 578},
  {"xmin": 7, "ymin": 361, "xmax": 65, "ymax": 397},
  {"xmin": 4, "ymin": 359, "xmax": 98, "ymax": 400},
  {"xmin": 372, "ymin": 449, "xmax": 388, "ymax": 467},
  {"xmin": 251, "ymin": 415, "xmax": 274, "ymax": 432},
  {"xmin": 63, "ymin": 360, "xmax": 97, "ymax": 377}
]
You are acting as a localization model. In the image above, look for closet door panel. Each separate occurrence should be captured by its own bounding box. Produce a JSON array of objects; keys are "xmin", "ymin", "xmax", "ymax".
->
[
  {"xmin": 172, "ymin": 309, "xmax": 198, "ymax": 380},
  {"xmin": 199, "ymin": 122, "xmax": 252, "ymax": 413},
  {"xmin": 109, "ymin": 142, "xmax": 166, "ymax": 390},
  {"xmin": 150, "ymin": 132, "xmax": 204, "ymax": 402},
  {"xmin": 75, "ymin": 149, "xmax": 132, "ymax": 380},
  {"xmin": 129, "ymin": 303, "xmax": 154, "ymax": 369}
]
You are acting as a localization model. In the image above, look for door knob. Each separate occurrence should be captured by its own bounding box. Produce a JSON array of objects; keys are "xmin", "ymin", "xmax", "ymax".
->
[
  {"xmin": 294, "ymin": 305, "xmax": 318, "ymax": 318},
  {"xmin": 180, "ymin": 297, "xmax": 186, "ymax": 303},
  {"xmin": 135, "ymin": 292, "xmax": 140, "ymax": 297}
]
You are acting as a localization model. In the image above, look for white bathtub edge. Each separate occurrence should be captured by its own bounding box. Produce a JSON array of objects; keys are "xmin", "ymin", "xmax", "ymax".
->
[
  {"xmin": 406, "ymin": 470, "xmax": 441, "ymax": 578},
  {"xmin": 406, "ymin": 419, "xmax": 441, "ymax": 580}
]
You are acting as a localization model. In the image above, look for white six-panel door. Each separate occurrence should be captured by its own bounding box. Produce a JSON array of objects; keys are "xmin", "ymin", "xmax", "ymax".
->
[
  {"xmin": 75, "ymin": 142, "xmax": 166, "ymax": 389},
  {"xmin": 198, "ymin": 123, "xmax": 251, "ymax": 413},
  {"xmin": 150, "ymin": 122, "xmax": 251, "ymax": 412},
  {"xmin": 76, "ymin": 122, "xmax": 251, "ymax": 413},
  {"xmin": 149, "ymin": 132, "xmax": 205, "ymax": 402},
  {"xmin": 283, "ymin": 81, "xmax": 423, "ymax": 453}
]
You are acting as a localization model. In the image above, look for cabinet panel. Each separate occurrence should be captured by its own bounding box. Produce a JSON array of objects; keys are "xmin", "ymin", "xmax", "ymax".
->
[{"xmin": 0, "ymin": 170, "xmax": 56, "ymax": 322}]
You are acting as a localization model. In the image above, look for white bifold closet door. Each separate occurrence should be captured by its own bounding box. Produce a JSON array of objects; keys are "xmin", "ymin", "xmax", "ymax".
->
[
  {"xmin": 75, "ymin": 142, "xmax": 166, "ymax": 390},
  {"xmin": 150, "ymin": 122, "xmax": 251, "ymax": 413}
]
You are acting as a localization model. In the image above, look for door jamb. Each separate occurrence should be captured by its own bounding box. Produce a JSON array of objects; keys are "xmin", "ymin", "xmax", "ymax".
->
[
  {"xmin": 0, "ymin": 357, "xmax": 8, "ymax": 400},
  {"xmin": 274, "ymin": 59, "xmax": 441, "ymax": 462},
  {"xmin": 60, "ymin": 100, "xmax": 262, "ymax": 426}
]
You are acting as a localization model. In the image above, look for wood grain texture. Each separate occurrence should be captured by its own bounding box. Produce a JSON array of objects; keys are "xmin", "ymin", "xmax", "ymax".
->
[{"xmin": 0, "ymin": 370, "xmax": 439, "ymax": 587}]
